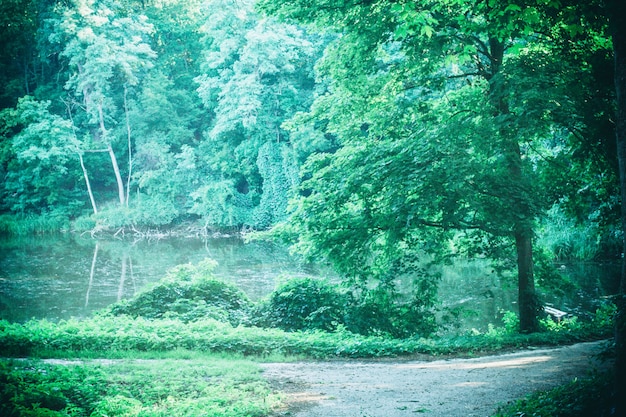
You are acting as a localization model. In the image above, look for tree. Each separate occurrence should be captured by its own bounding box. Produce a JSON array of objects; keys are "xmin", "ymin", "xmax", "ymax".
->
[
  {"xmin": 2, "ymin": 97, "xmax": 84, "ymax": 215},
  {"xmin": 606, "ymin": 0, "xmax": 626, "ymax": 413},
  {"xmin": 0, "ymin": 0, "xmax": 38, "ymax": 109},
  {"xmin": 193, "ymin": 0, "xmax": 321, "ymax": 229},
  {"xmin": 54, "ymin": 0, "xmax": 156, "ymax": 208},
  {"xmin": 260, "ymin": 0, "xmax": 597, "ymax": 333}
]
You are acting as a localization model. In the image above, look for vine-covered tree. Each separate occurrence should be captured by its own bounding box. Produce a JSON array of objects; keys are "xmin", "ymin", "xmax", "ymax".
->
[{"xmin": 192, "ymin": 0, "xmax": 322, "ymax": 228}]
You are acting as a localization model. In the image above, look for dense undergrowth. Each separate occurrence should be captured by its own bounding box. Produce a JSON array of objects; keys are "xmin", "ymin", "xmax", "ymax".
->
[
  {"xmin": 0, "ymin": 258, "xmax": 618, "ymax": 417},
  {"xmin": 0, "ymin": 357, "xmax": 278, "ymax": 417},
  {"xmin": 493, "ymin": 371, "xmax": 615, "ymax": 417}
]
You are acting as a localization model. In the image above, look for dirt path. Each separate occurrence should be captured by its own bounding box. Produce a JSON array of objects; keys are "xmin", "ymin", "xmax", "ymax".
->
[{"xmin": 262, "ymin": 341, "xmax": 611, "ymax": 417}]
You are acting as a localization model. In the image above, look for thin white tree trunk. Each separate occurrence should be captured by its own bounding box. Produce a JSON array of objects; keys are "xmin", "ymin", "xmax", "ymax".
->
[
  {"xmin": 66, "ymin": 100, "xmax": 98, "ymax": 215},
  {"xmin": 124, "ymin": 85, "xmax": 132, "ymax": 207},
  {"xmin": 98, "ymin": 101, "xmax": 126, "ymax": 206},
  {"xmin": 79, "ymin": 152, "xmax": 98, "ymax": 215}
]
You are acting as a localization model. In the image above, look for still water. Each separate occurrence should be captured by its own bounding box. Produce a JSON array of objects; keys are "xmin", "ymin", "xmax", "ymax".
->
[
  {"xmin": 0, "ymin": 235, "xmax": 326, "ymax": 323},
  {"xmin": 0, "ymin": 235, "xmax": 620, "ymax": 330}
]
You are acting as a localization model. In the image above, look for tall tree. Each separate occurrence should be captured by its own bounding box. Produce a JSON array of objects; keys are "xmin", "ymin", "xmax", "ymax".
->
[
  {"xmin": 2, "ymin": 97, "xmax": 84, "ymax": 215},
  {"xmin": 54, "ymin": 0, "xmax": 155, "ymax": 207},
  {"xmin": 193, "ymin": 0, "xmax": 320, "ymax": 229},
  {"xmin": 260, "ymin": 0, "xmax": 593, "ymax": 333},
  {"xmin": 606, "ymin": 0, "xmax": 626, "ymax": 412}
]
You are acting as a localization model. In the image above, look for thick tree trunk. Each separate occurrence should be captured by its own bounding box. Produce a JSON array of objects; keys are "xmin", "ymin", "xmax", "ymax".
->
[
  {"xmin": 488, "ymin": 38, "xmax": 540, "ymax": 333},
  {"xmin": 609, "ymin": 0, "xmax": 626, "ymax": 413},
  {"xmin": 516, "ymin": 227, "xmax": 539, "ymax": 333}
]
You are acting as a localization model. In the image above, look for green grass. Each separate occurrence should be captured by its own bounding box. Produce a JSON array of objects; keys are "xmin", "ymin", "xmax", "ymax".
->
[
  {"xmin": 0, "ymin": 357, "xmax": 278, "ymax": 417},
  {"xmin": 0, "ymin": 313, "xmax": 615, "ymax": 417}
]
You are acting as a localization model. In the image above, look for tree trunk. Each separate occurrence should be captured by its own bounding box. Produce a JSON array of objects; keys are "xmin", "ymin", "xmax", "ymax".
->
[
  {"xmin": 124, "ymin": 85, "xmax": 132, "ymax": 207},
  {"xmin": 609, "ymin": 0, "xmax": 626, "ymax": 413},
  {"xmin": 98, "ymin": 101, "xmax": 126, "ymax": 206},
  {"xmin": 487, "ymin": 38, "xmax": 540, "ymax": 333},
  {"xmin": 78, "ymin": 152, "xmax": 98, "ymax": 215},
  {"xmin": 516, "ymin": 227, "xmax": 540, "ymax": 333},
  {"xmin": 108, "ymin": 143, "xmax": 126, "ymax": 207},
  {"xmin": 66, "ymin": 100, "xmax": 98, "ymax": 215}
]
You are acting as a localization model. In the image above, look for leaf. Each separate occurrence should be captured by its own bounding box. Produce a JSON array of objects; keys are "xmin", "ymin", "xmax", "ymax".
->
[
  {"xmin": 420, "ymin": 25, "xmax": 434, "ymax": 38},
  {"xmin": 505, "ymin": 4, "xmax": 522, "ymax": 13}
]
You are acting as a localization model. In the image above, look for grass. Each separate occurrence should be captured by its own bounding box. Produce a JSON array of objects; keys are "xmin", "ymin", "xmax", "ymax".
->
[
  {"xmin": 0, "ymin": 356, "xmax": 279, "ymax": 417},
  {"xmin": 0, "ymin": 312, "xmax": 615, "ymax": 417}
]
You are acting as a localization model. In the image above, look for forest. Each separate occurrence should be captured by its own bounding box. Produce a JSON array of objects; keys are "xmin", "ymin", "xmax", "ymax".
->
[{"xmin": 1, "ymin": 0, "xmax": 626, "ymax": 415}]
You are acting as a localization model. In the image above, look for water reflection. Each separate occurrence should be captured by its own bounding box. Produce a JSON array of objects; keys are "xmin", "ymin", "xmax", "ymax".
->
[
  {"xmin": 0, "ymin": 235, "xmax": 618, "ymax": 328},
  {"xmin": 0, "ymin": 235, "xmax": 323, "ymax": 322}
]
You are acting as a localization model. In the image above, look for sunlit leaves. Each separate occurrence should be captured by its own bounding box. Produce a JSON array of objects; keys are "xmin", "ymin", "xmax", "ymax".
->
[
  {"xmin": 193, "ymin": 0, "xmax": 321, "ymax": 227},
  {"xmin": 4, "ymin": 97, "xmax": 81, "ymax": 212}
]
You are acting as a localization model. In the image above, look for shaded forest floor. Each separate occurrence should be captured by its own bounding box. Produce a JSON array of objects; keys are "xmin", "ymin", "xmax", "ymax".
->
[{"xmin": 262, "ymin": 341, "xmax": 611, "ymax": 417}]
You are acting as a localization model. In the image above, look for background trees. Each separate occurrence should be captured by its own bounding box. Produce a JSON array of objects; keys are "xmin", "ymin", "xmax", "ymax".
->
[
  {"xmin": 192, "ymin": 0, "xmax": 320, "ymax": 228},
  {"xmin": 0, "ymin": 0, "xmax": 621, "ymax": 341},
  {"xmin": 0, "ymin": 0, "xmax": 323, "ymax": 229}
]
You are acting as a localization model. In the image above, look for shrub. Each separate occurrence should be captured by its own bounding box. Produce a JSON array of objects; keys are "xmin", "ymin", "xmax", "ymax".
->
[
  {"xmin": 108, "ymin": 259, "xmax": 253, "ymax": 325},
  {"xmin": 344, "ymin": 286, "xmax": 438, "ymax": 338},
  {"xmin": 257, "ymin": 276, "xmax": 439, "ymax": 338},
  {"xmin": 255, "ymin": 277, "xmax": 348, "ymax": 332}
]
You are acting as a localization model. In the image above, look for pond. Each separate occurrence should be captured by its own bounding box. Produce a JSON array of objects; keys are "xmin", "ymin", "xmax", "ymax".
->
[
  {"xmin": 0, "ymin": 234, "xmax": 620, "ymax": 331},
  {"xmin": 0, "ymin": 234, "xmax": 327, "ymax": 323}
]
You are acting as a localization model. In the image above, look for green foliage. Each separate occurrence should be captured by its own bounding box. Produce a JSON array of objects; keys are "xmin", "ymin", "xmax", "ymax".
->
[
  {"xmin": 190, "ymin": 180, "xmax": 254, "ymax": 228},
  {"xmin": 0, "ymin": 309, "xmax": 612, "ymax": 360},
  {"xmin": 343, "ymin": 282, "xmax": 439, "ymax": 339},
  {"xmin": 94, "ymin": 196, "xmax": 181, "ymax": 229},
  {"xmin": 537, "ymin": 203, "xmax": 620, "ymax": 261},
  {"xmin": 256, "ymin": 277, "xmax": 347, "ymax": 332},
  {"xmin": 2, "ymin": 97, "xmax": 84, "ymax": 216},
  {"xmin": 256, "ymin": 275, "xmax": 438, "ymax": 338},
  {"xmin": 0, "ymin": 212, "xmax": 71, "ymax": 236},
  {"xmin": 0, "ymin": 360, "xmax": 103, "ymax": 417},
  {"xmin": 0, "ymin": 357, "xmax": 277, "ymax": 417},
  {"xmin": 193, "ymin": 0, "xmax": 321, "ymax": 229},
  {"xmin": 533, "ymin": 247, "xmax": 577, "ymax": 295},
  {"xmin": 492, "ymin": 372, "xmax": 614, "ymax": 417},
  {"xmin": 108, "ymin": 259, "xmax": 253, "ymax": 325}
]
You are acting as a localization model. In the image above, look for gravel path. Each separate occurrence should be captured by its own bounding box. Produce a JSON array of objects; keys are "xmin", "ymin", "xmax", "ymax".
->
[{"xmin": 262, "ymin": 341, "xmax": 610, "ymax": 417}]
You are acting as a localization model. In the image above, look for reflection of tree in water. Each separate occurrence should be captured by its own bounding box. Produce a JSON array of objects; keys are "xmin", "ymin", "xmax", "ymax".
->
[
  {"xmin": 118, "ymin": 252, "xmax": 136, "ymax": 302},
  {"xmin": 85, "ymin": 242, "xmax": 98, "ymax": 307},
  {"xmin": 85, "ymin": 241, "xmax": 136, "ymax": 307}
]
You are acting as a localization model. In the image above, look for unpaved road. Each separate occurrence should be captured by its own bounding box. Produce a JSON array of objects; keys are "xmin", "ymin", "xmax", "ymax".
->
[{"xmin": 262, "ymin": 341, "xmax": 611, "ymax": 417}]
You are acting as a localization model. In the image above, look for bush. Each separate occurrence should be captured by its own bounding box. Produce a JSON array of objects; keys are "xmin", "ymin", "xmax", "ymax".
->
[
  {"xmin": 256, "ymin": 277, "xmax": 438, "ymax": 338},
  {"xmin": 108, "ymin": 259, "xmax": 253, "ymax": 325},
  {"xmin": 256, "ymin": 277, "xmax": 348, "ymax": 332},
  {"xmin": 346, "ymin": 280, "xmax": 438, "ymax": 338}
]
